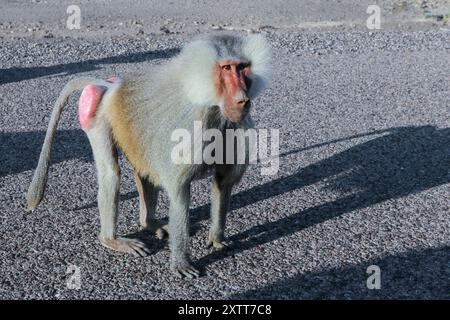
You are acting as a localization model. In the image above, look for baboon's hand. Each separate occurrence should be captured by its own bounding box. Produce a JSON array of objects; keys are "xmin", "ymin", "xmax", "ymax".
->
[
  {"xmin": 140, "ymin": 220, "xmax": 169, "ymax": 240},
  {"xmin": 207, "ymin": 239, "xmax": 230, "ymax": 250},
  {"xmin": 171, "ymin": 261, "xmax": 200, "ymax": 279}
]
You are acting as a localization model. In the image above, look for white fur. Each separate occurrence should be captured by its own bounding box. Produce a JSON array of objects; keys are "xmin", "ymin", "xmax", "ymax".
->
[
  {"xmin": 178, "ymin": 40, "xmax": 219, "ymax": 107},
  {"xmin": 178, "ymin": 34, "xmax": 271, "ymax": 107},
  {"xmin": 243, "ymin": 34, "xmax": 271, "ymax": 98}
]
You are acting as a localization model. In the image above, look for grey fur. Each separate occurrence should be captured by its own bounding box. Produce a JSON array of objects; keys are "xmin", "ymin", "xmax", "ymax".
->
[
  {"xmin": 26, "ymin": 77, "xmax": 110, "ymax": 211},
  {"xmin": 26, "ymin": 34, "xmax": 270, "ymax": 278}
]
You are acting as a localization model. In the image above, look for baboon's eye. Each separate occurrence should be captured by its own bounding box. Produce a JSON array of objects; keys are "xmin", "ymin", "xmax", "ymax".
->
[
  {"xmin": 222, "ymin": 65, "xmax": 231, "ymax": 71},
  {"xmin": 238, "ymin": 62, "xmax": 250, "ymax": 70}
]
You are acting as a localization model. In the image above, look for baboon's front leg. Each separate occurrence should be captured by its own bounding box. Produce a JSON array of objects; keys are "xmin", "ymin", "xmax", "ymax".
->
[
  {"xmin": 208, "ymin": 174, "xmax": 233, "ymax": 249},
  {"xmin": 168, "ymin": 184, "xmax": 199, "ymax": 278}
]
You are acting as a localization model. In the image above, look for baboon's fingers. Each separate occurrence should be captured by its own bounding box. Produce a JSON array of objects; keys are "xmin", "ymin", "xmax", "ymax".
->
[
  {"xmin": 172, "ymin": 264, "xmax": 200, "ymax": 279},
  {"xmin": 207, "ymin": 239, "xmax": 230, "ymax": 250}
]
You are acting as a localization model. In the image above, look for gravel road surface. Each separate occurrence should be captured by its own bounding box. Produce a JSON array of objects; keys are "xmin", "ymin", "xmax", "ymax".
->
[{"xmin": 0, "ymin": 0, "xmax": 449, "ymax": 299}]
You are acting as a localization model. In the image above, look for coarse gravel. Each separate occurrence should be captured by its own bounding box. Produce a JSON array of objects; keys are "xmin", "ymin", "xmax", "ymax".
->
[{"xmin": 0, "ymin": 1, "xmax": 449, "ymax": 299}]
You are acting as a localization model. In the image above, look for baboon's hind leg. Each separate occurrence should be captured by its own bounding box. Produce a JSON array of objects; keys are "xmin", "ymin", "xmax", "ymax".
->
[
  {"xmin": 134, "ymin": 172, "xmax": 168, "ymax": 239},
  {"xmin": 86, "ymin": 122, "xmax": 151, "ymax": 257}
]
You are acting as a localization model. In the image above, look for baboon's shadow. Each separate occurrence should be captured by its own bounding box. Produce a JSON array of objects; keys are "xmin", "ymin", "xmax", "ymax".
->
[
  {"xmin": 195, "ymin": 125, "xmax": 449, "ymax": 266},
  {"xmin": 6, "ymin": 125, "xmax": 449, "ymax": 272},
  {"xmin": 230, "ymin": 246, "xmax": 450, "ymax": 299}
]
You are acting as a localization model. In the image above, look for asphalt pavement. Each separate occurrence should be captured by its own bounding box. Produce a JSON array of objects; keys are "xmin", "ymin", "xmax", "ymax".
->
[{"xmin": 0, "ymin": 0, "xmax": 449, "ymax": 299}]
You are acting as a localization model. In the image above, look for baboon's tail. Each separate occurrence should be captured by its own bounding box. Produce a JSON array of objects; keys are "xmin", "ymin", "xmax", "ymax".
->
[{"xmin": 26, "ymin": 77, "xmax": 109, "ymax": 211}]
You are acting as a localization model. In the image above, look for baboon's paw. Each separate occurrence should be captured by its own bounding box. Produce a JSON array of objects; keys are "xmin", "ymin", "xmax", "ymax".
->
[
  {"xmin": 207, "ymin": 238, "xmax": 229, "ymax": 250},
  {"xmin": 171, "ymin": 262, "xmax": 200, "ymax": 279},
  {"xmin": 155, "ymin": 225, "xmax": 169, "ymax": 240},
  {"xmin": 141, "ymin": 221, "xmax": 169, "ymax": 239},
  {"xmin": 100, "ymin": 237, "xmax": 151, "ymax": 257}
]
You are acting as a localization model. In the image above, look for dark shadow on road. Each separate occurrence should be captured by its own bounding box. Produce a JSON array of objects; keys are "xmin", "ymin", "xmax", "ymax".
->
[
  {"xmin": 70, "ymin": 125, "xmax": 449, "ymax": 260},
  {"xmin": 0, "ymin": 48, "xmax": 180, "ymax": 84},
  {"xmin": 6, "ymin": 125, "xmax": 449, "ymax": 277},
  {"xmin": 194, "ymin": 125, "xmax": 449, "ymax": 267},
  {"xmin": 229, "ymin": 246, "xmax": 450, "ymax": 299},
  {"xmin": 0, "ymin": 129, "xmax": 92, "ymax": 177}
]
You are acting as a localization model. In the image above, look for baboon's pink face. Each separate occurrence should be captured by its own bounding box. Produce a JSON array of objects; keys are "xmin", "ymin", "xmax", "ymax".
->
[{"xmin": 214, "ymin": 59, "xmax": 252, "ymax": 122}]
